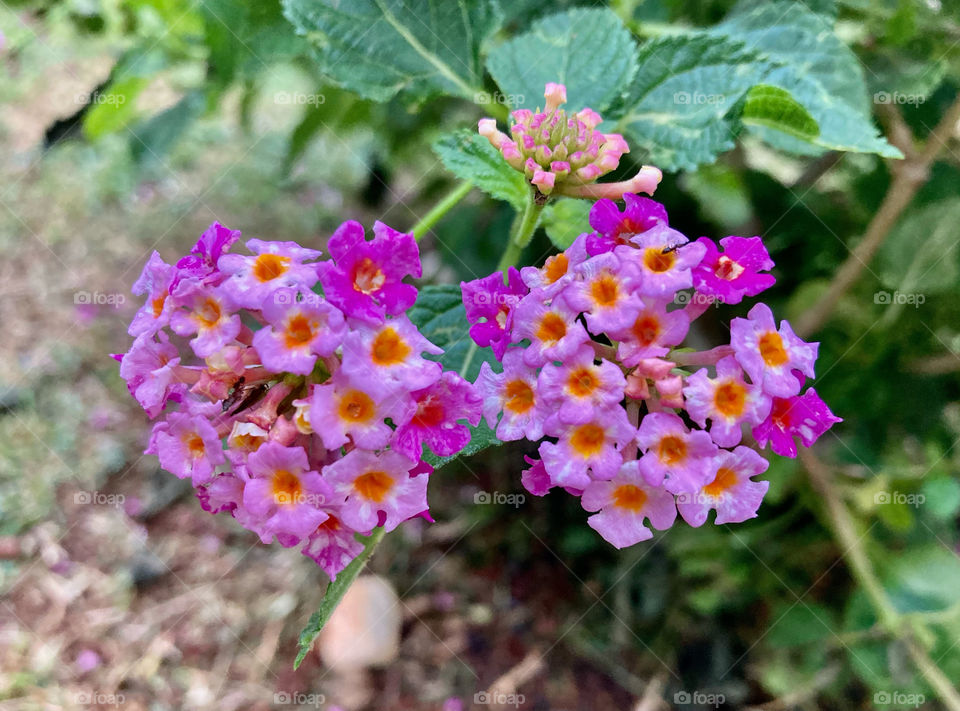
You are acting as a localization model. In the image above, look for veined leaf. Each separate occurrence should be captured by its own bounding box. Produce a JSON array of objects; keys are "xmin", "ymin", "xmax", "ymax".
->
[
  {"xmin": 541, "ymin": 199, "xmax": 592, "ymax": 250},
  {"xmin": 433, "ymin": 130, "xmax": 528, "ymax": 210},
  {"xmin": 741, "ymin": 84, "xmax": 819, "ymax": 141}
]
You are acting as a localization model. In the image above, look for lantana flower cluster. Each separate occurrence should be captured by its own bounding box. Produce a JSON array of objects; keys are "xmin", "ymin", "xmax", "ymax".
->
[
  {"xmin": 117, "ymin": 221, "xmax": 480, "ymax": 579},
  {"xmin": 462, "ymin": 194, "xmax": 841, "ymax": 548},
  {"xmin": 479, "ymin": 83, "xmax": 662, "ymax": 201}
]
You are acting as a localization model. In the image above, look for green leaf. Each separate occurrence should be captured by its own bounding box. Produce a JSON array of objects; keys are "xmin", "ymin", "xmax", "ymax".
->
[
  {"xmin": 615, "ymin": 34, "xmax": 768, "ymax": 171},
  {"xmin": 129, "ymin": 91, "xmax": 207, "ymax": 165},
  {"xmin": 82, "ymin": 76, "xmax": 150, "ymax": 140},
  {"xmin": 294, "ymin": 526, "xmax": 385, "ymax": 668},
  {"xmin": 741, "ymin": 84, "xmax": 819, "ymax": 141},
  {"xmin": 433, "ymin": 130, "xmax": 528, "ymax": 210},
  {"xmin": 878, "ymin": 198, "xmax": 960, "ymax": 296},
  {"xmin": 282, "ymin": 0, "xmax": 501, "ymax": 102},
  {"xmin": 541, "ymin": 199, "xmax": 592, "ymax": 250},
  {"xmin": 407, "ymin": 284, "xmax": 502, "ymax": 469},
  {"xmin": 920, "ymin": 476, "xmax": 960, "ymax": 521},
  {"xmin": 711, "ymin": 1, "xmax": 902, "ymax": 158},
  {"xmin": 485, "ymin": 7, "xmax": 638, "ymax": 113},
  {"xmin": 882, "ymin": 545, "xmax": 960, "ymax": 614}
]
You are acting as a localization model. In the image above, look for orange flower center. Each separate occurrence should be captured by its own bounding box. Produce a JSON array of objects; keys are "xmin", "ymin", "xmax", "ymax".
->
[
  {"xmin": 195, "ymin": 297, "xmax": 222, "ymax": 329},
  {"xmin": 590, "ymin": 274, "xmax": 620, "ymax": 307},
  {"xmin": 371, "ymin": 327, "xmax": 411, "ymax": 366},
  {"xmin": 252, "ymin": 253, "xmax": 290, "ymax": 282},
  {"xmin": 338, "ymin": 390, "xmax": 376, "ymax": 423},
  {"xmin": 504, "ymin": 380, "xmax": 535, "ymax": 414},
  {"xmin": 643, "ymin": 247, "xmax": 676, "ymax": 273},
  {"xmin": 272, "ymin": 469, "xmax": 303, "ymax": 505},
  {"xmin": 714, "ymin": 256, "xmax": 745, "ymax": 280},
  {"xmin": 284, "ymin": 314, "xmax": 316, "ymax": 348},
  {"xmin": 413, "ymin": 394, "xmax": 445, "ymax": 427},
  {"xmin": 183, "ymin": 433, "xmax": 206, "ymax": 458},
  {"xmin": 316, "ymin": 515, "xmax": 342, "ymax": 533},
  {"xmin": 758, "ymin": 331, "xmax": 788, "ymax": 367},
  {"xmin": 151, "ymin": 293, "xmax": 167, "ymax": 318},
  {"xmin": 536, "ymin": 312, "xmax": 567, "ymax": 344},
  {"xmin": 352, "ymin": 257, "xmax": 386, "ymax": 294},
  {"xmin": 570, "ymin": 423, "xmax": 605, "ymax": 457},
  {"xmin": 543, "ymin": 253, "xmax": 569, "ymax": 284},
  {"xmin": 612, "ymin": 484, "xmax": 648, "ymax": 511},
  {"xmin": 567, "ymin": 367, "xmax": 598, "ymax": 397},
  {"xmin": 631, "ymin": 314, "xmax": 660, "ymax": 346},
  {"xmin": 704, "ymin": 467, "xmax": 738, "ymax": 498},
  {"xmin": 354, "ymin": 470, "xmax": 394, "ymax": 503},
  {"xmin": 714, "ymin": 381, "xmax": 746, "ymax": 417},
  {"xmin": 657, "ymin": 435, "xmax": 686, "ymax": 465}
]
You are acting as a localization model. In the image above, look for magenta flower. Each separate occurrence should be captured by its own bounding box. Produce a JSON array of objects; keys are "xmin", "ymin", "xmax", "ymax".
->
[
  {"xmin": 218, "ymin": 239, "xmax": 322, "ymax": 309},
  {"xmin": 677, "ymin": 446, "xmax": 770, "ymax": 527},
  {"xmin": 252, "ymin": 288, "xmax": 345, "ymax": 375},
  {"xmin": 461, "ymin": 268, "xmax": 528, "ymax": 360},
  {"xmin": 341, "ymin": 316, "xmax": 442, "ymax": 390},
  {"xmin": 692, "ymin": 236, "xmax": 775, "ymax": 305},
  {"xmin": 309, "ymin": 370, "xmax": 414, "ymax": 451},
  {"xmin": 537, "ymin": 346, "xmax": 626, "ymax": 425},
  {"xmin": 581, "ymin": 460, "xmax": 677, "ymax": 548},
  {"xmin": 562, "ymin": 251, "xmax": 643, "ymax": 334},
  {"xmin": 521, "ymin": 455, "xmax": 553, "ymax": 497},
  {"xmin": 301, "ymin": 514, "xmax": 365, "ymax": 581},
  {"xmin": 119, "ymin": 331, "xmax": 184, "ymax": 417},
  {"xmin": 324, "ymin": 450, "xmax": 427, "ymax": 532},
  {"xmin": 476, "ymin": 349, "xmax": 545, "ymax": 441},
  {"xmin": 586, "ymin": 194, "xmax": 668, "ymax": 256},
  {"xmin": 539, "ymin": 406, "xmax": 636, "ymax": 490},
  {"xmin": 242, "ymin": 442, "xmax": 333, "ymax": 543},
  {"xmin": 636, "ymin": 412, "xmax": 718, "ymax": 493},
  {"xmin": 619, "ymin": 224, "xmax": 706, "ymax": 298},
  {"xmin": 683, "ymin": 356, "xmax": 772, "ymax": 447},
  {"xmin": 320, "ymin": 220, "xmax": 421, "ymax": 324},
  {"xmin": 519, "ymin": 236, "xmax": 588, "ymax": 298},
  {"xmin": 129, "ymin": 251, "xmax": 175, "ymax": 337},
  {"xmin": 169, "ymin": 281, "xmax": 241, "ymax": 358},
  {"xmin": 753, "ymin": 388, "xmax": 842, "ymax": 458},
  {"xmin": 196, "ymin": 472, "xmax": 245, "ymax": 515},
  {"xmin": 174, "ymin": 221, "xmax": 240, "ymax": 286},
  {"xmin": 607, "ymin": 298, "xmax": 689, "ymax": 365},
  {"xmin": 730, "ymin": 303, "xmax": 818, "ymax": 398},
  {"xmin": 512, "ymin": 296, "xmax": 589, "ymax": 368},
  {"xmin": 392, "ymin": 371, "xmax": 482, "ymax": 461},
  {"xmin": 146, "ymin": 410, "xmax": 224, "ymax": 485}
]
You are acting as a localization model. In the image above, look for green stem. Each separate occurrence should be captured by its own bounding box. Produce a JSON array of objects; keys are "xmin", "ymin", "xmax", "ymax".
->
[
  {"xmin": 496, "ymin": 190, "xmax": 545, "ymax": 273},
  {"xmin": 410, "ymin": 181, "xmax": 473, "ymax": 241}
]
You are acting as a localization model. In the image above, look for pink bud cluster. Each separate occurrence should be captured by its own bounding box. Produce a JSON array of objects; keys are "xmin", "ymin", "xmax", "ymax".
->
[
  {"xmin": 117, "ymin": 221, "xmax": 481, "ymax": 579},
  {"xmin": 479, "ymin": 83, "xmax": 662, "ymax": 200},
  {"xmin": 461, "ymin": 195, "xmax": 841, "ymax": 548}
]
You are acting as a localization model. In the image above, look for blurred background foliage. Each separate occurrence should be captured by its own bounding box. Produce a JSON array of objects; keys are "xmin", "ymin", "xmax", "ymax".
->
[{"xmin": 1, "ymin": 0, "xmax": 960, "ymax": 709}]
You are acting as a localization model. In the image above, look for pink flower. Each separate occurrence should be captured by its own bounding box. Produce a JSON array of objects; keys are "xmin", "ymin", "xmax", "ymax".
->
[
  {"xmin": 174, "ymin": 222, "xmax": 240, "ymax": 286},
  {"xmin": 119, "ymin": 331, "xmax": 184, "ymax": 417},
  {"xmin": 677, "ymin": 447, "xmax": 769, "ymax": 527},
  {"xmin": 607, "ymin": 298, "xmax": 689, "ymax": 365},
  {"xmin": 461, "ymin": 268, "xmax": 528, "ymax": 360},
  {"xmin": 730, "ymin": 303, "xmax": 818, "ymax": 398},
  {"xmin": 301, "ymin": 514, "xmax": 365, "ymax": 580},
  {"xmin": 476, "ymin": 349, "xmax": 545, "ymax": 441},
  {"xmin": 392, "ymin": 371, "xmax": 482, "ymax": 461},
  {"xmin": 320, "ymin": 220, "xmax": 421, "ymax": 323},
  {"xmin": 586, "ymin": 194, "xmax": 668, "ymax": 256},
  {"xmin": 692, "ymin": 236, "xmax": 775, "ymax": 305},
  {"xmin": 169, "ymin": 281, "xmax": 241, "ymax": 358},
  {"xmin": 341, "ymin": 316, "xmax": 442, "ymax": 390},
  {"xmin": 537, "ymin": 346, "xmax": 626, "ymax": 425},
  {"xmin": 218, "ymin": 239, "xmax": 322, "ymax": 309},
  {"xmin": 521, "ymin": 456, "xmax": 553, "ymax": 497},
  {"xmin": 129, "ymin": 251, "xmax": 175, "ymax": 337},
  {"xmin": 146, "ymin": 410, "xmax": 224, "ymax": 485},
  {"xmin": 752, "ymin": 388, "xmax": 842, "ymax": 458},
  {"xmin": 562, "ymin": 251, "xmax": 643, "ymax": 334},
  {"xmin": 539, "ymin": 407, "xmax": 636, "ymax": 490},
  {"xmin": 520, "ymin": 236, "xmax": 588, "ymax": 298},
  {"xmin": 242, "ymin": 442, "xmax": 333, "ymax": 542},
  {"xmin": 309, "ymin": 370, "xmax": 414, "ymax": 450},
  {"xmin": 324, "ymin": 450, "xmax": 427, "ymax": 532},
  {"xmin": 618, "ymin": 224, "xmax": 706, "ymax": 298},
  {"xmin": 252, "ymin": 288, "xmax": 345, "ymax": 375},
  {"xmin": 683, "ymin": 356, "xmax": 772, "ymax": 447},
  {"xmin": 636, "ymin": 412, "xmax": 718, "ymax": 493},
  {"xmin": 512, "ymin": 296, "xmax": 589, "ymax": 368},
  {"xmin": 197, "ymin": 472, "xmax": 245, "ymax": 515},
  {"xmin": 581, "ymin": 460, "xmax": 677, "ymax": 548}
]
